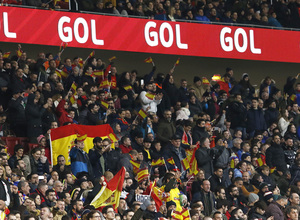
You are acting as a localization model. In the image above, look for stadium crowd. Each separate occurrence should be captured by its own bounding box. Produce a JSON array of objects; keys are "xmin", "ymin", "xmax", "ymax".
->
[
  {"xmin": 3, "ymin": 0, "xmax": 300, "ymax": 28},
  {"xmin": 0, "ymin": 45, "xmax": 300, "ymax": 220}
]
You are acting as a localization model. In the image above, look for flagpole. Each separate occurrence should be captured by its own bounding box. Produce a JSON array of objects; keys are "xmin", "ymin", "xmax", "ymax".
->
[{"xmin": 163, "ymin": 158, "xmax": 168, "ymax": 172}]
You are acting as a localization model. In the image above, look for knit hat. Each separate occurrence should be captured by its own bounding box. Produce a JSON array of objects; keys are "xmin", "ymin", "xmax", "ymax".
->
[
  {"xmin": 242, "ymin": 73, "xmax": 249, "ymax": 79},
  {"xmin": 194, "ymin": 76, "xmax": 201, "ymax": 83},
  {"xmin": 37, "ymin": 135, "xmax": 45, "ymax": 144},
  {"xmin": 264, "ymin": 191, "xmax": 273, "ymax": 201},
  {"xmin": 248, "ymin": 193, "xmax": 259, "ymax": 204}
]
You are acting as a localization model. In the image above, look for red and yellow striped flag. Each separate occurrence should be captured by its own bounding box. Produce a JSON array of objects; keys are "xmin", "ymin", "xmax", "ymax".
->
[
  {"xmin": 290, "ymin": 94, "xmax": 296, "ymax": 102},
  {"xmin": 181, "ymin": 157, "xmax": 190, "ymax": 171},
  {"xmin": 151, "ymin": 158, "xmax": 165, "ymax": 166},
  {"xmin": 212, "ymin": 74, "xmax": 221, "ymax": 82},
  {"xmin": 69, "ymin": 92, "xmax": 77, "ymax": 105},
  {"xmin": 100, "ymin": 100, "xmax": 109, "ymax": 110},
  {"xmin": 59, "ymin": 42, "xmax": 68, "ymax": 52},
  {"xmin": 270, "ymin": 167, "xmax": 276, "ymax": 173},
  {"xmin": 189, "ymin": 153, "xmax": 199, "ymax": 176},
  {"xmin": 70, "ymin": 82, "xmax": 77, "ymax": 93},
  {"xmin": 91, "ymin": 70, "xmax": 104, "ymax": 77},
  {"xmin": 256, "ymin": 157, "xmax": 263, "ymax": 167},
  {"xmin": 109, "ymin": 56, "xmax": 116, "ymax": 61},
  {"xmin": 88, "ymin": 51, "xmax": 95, "ymax": 58},
  {"xmin": 123, "ymin": 85, "xmax": 133, "ymax": 91},
  {"xmin": 100, "ymin": 79, "xmax": 110, "ymax": 88},
  {"xmin": 91, "ymin": 167, "xmax": 126, "ymax": 209},
  {"xmin": 145, "ymin": 92, "xmax": 155, "ymax": 100},
  {"xmin": 78, "ymin": 58, "xmax": 84, "ymax": 68},
  {"xmin": 50, "ymin": 124, "xmax": 117, "ymax": 165},
  {"xmin": 16, "ymin": 48, "xmax": 23, "ymax": 57},
  {"xmin": 144, "ymin": 57, "xmax": 153, "ymax": 63},
  {"xmin": 2, "ymin": 52, "xmax": 11, "ymax": 58},
  {"xmin": 174, "ymin": 58, "xmax": 180, "ymax": 66},
  {"xmin": 138, "ymin": 108, "xmax": 148, "ymax": 119},
  {"xmin": 137, "ymin": 167, "xmax": 149, "ymax": 183},
  {"xmin": 202, "ymin": 77, "xmax": 210, "ymax": 85},
  {"xmin": 166, "ymin": 157, "xmax": 175, "ymax": 165},
  {"xmin": 130, "ymin": 160, "xmax": 141, "ymax": 174}
]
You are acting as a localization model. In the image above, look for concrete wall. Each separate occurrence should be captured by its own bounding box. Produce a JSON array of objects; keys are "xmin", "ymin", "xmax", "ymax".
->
[{"xmin": 2, "ymin": 42, "xmax": 300, "ymax": 90}]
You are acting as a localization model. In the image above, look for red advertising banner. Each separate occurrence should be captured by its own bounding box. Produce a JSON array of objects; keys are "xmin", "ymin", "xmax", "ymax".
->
[{"xmin": 0, "ymin": 6, "xmax": 299, "ymax": 63}]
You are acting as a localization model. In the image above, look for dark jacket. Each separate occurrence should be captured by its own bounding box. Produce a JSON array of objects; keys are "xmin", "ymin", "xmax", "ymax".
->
[
  {"xmin": 264, "ymin": 107, "xmax": 279, "ymax": 128},
  {"xmin": 156, "ymin": 118, "xmax": 176, "ymax": 146},
  {"xmin": 88, "ymin": 148, "xmax": 107, "ymax": 178},
  {"xmin": 228, "ymin": 101, "xmax": 247, "ymax": 128},
  {"xmin": 25, "ymin": 94, "xmax": 46, "ymax": 139},
  {"xmin": 192, "ymin": 126, "xmax": 210, "ymax": 144},
  {"xmin": 265, "ymin": 201, "xmax": 284, "ymax": 220},
  {"xmin": 266, "ymin": 143, "xmax": 287, "ymax": 173},
  {"xmin": 29, "ymin": 155, "xmax": 49, "ymax": 175},
  {"xmin": 163, "ymin": 144, "xmax": 186, "ymax": 171},
  {"xmin": 246, "ymin": 107, "xmax": 267, "ymax": 133},
  {"xmin": 106, "ymin": 148, "xmax": 122, "ymax": 175},
  {"xmin": 195, "ymin": 147, "xmax": 214, "ymax": 178},
  {"xmin": 209, "ymin": 174, "xmax": 225, "ymax": 192}
]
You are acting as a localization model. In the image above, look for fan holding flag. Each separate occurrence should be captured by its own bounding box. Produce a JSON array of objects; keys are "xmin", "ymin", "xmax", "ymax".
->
[{"xmin": 139, "ymin": 81, "xmax": 163, "ymax": 115}]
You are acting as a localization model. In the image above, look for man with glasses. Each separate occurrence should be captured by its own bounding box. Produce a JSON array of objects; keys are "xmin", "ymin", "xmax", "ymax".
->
[{"xmin": 102, "ymin": 205, "xmax": 115, "ymax": 220}]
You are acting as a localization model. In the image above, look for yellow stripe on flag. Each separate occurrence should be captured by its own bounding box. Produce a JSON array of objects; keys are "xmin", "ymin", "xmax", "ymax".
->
[
  {"xmin": 151, "ymin": 158, "xmax": 165, "ymax": 166},
  {"xmin": 138, "ymin": 109, "xmax": 148, "ymax": 119},
  {"xmin": 91, "ymin": 167, "xmax": 125, "ymax": 209}
]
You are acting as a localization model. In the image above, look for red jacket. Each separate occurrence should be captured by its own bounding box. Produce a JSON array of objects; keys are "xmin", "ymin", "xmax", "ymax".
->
[
  {"xmin": 119, "ymin": 144, "xmax": 133, "ymax": 154},
  {"xmin": 56, "ymin": 99, "xmax": 73, "ymax": 126}
]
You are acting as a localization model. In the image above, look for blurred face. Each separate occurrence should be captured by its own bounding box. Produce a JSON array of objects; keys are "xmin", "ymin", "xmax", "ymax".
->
[
  {"xmin": 214, "ymin": 169, "xmax": 223, "ymax": 178},
  {"xmin": 171, "ymin": 139, "xmax": 181, "ymax": 148},
  {"xmin": 252, "ymin": 99, "xmax": 258, "ymax": 108},
  {"xmin": 231, "ymin": 187, "xmax": 239, "ymax": 197},
  {"xmin": 57, "ymin": 201, "xmax": 65, "ymax": 212},
  {"xmin": 201, "ymin": 180, "xmax": 210, "ymax": 192},
  {"xmin": 242, "ymin": 172, "xmax": 250, "ymax": 182},
  {"xmin": 105, "ymin": 207, "xmax": 115, "ymax": 220},
  {"xmin": 273, "ymin": 135, "xmax": 281, "ymax": 145},
  {"xmin": 290, "ymin": 193, "xmax": 300, "ymax": 205},
  {"xmin": 287, "ymin": 209, "xmax": 299, "ymax": 220},
  {"xmin": 218, "ymin": 188, "xmax": 226, "ymax": 199}
]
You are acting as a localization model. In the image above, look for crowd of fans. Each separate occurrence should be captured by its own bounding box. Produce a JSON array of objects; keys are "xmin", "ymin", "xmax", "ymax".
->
[
  {"xmin": 3, "ymin": 0, "xmax": 300, "ymax": 28},
  {"xmin": 0, "ymin": 45, "xmax": 300, "ymax": 220}
]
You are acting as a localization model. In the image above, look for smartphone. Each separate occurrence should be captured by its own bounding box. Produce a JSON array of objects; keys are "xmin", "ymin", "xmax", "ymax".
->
[
  {"xmin": 141, "ymin": 79, "xmax": 144, "ymax": 86},
  {"xmin": 38, "ymin": 176, "xmax": 44, "ymax": 180}
]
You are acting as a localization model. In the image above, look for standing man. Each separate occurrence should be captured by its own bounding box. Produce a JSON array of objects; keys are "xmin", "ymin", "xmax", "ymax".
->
[
  {"xmin": 157, "ymin": 110, "xmax": 176, "ymax": 147},
  {"xmin": 69, "ymin": 134, "xmax": 93, "ymax": 176}
]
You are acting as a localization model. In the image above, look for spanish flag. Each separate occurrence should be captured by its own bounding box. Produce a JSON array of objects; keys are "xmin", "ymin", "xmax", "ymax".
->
[
  {"xmin": 212, "ymin": 74, "xmax": 221, "ymax": 82},
  {"xmin": 130, "ymin": 160, "xmax": 140, "ymax": 174},
  {"xmin": 189, "ymin": 153, "xmax": 198, "ymax": 176},
  {"xmin": 92, "ymin": 70, "xmax": 104, "ymax": 77},
  {"xmin": 16, "ymin": 48, "xmax": 23, "ymax": 57},
  {"xmin": 2, "ymin": 52, "xmax": 11, "ymax": 58},
  {"xmin": 270, "ymin": 167, "xmax": 276, "ymax": 173},
  {"xmin": 88, "ymin": 51, "xmax": 95, "ymax": 58},
  {"xmin": 145, "ymin": 92, "xmax": 155, "ymax": 100},
  {"xmin": 100, "ymin": 100, "xmax": 109, "ymax": 110},
  {"xmin": 144, "ymin": 57, "xmax": 153, "ymax": 63},
  {"xmin": 151, "ymin": 158, "xmax": 165, "ymax": 166},
  {"xmin": 43, "ymin": 61, "xmax": 49, "ymax": 70},
  {"xmin": 91, "ymin": 167, "xmax": 126, "ymax": 209},
  {"xmin": 256, "ymin": 157, "xmax": 263, "ymax": 167},
  {"xmin": 172, "ymin": 209, "xmax": 190, "ymax": 220},
  {"xmin": 137, "ymin": 167, "xmax": 149, "ymax": 183},
  {"xmin": 50, "ymin": 124, "xmax": 117, "ymax": 165},
  {"xmin": 290, "ymin": 94, "xmax": 296, "ymax": 102},
  {"xmin": 166, "ymin": 157, "xmax": 175, "ymax": 165},
  {"xmin": 100, "ymin": 79, "xmax": 110, "ymax": 89},
  {"xmin": 78, "ymin": 58, "xmax": 84, "ymax": 68},
  {"xmin": 70, "ymin": 82, "xmax": 77, "ymax": 93},
  {"xmin": 181, "ymin": 157, "xmax": 190, "ymax": 171},
  {"xmin": 59, "ymin": 42, "xmax": 68, "ymax": 52},
  {"xmin": 174, "ymin": 58, "xmax": 180, "ymax": 66},
  {"xmin": 109, "ymin": 56, "xmax": 116, "ymax": 61},
  {"xmin": 123, "ymin": 85, "xmax": 133, "ymax": 91},
  {"xmin": 137, "ymin": 108, "xmax": 148, "ymax": 119},
  {"xmin": 69, "ymin": 92, "xmax": 77, "ymax": 105},
  {"xmin": 202, "ymin": 77, "xmax": 210, "ymax": 85}
]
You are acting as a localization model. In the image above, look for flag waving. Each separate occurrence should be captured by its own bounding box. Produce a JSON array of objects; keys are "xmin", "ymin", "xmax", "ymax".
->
[
  {"xmin": 50, "ymin": 124, "xmax": 118, "ymax": 165},
  {"xmin": 91, "ymin": 167, "xmax": 126, "ymax": 209},
  {"xmin": 144, "ymin": 57, "xmax": 153, "ymax": 63}
]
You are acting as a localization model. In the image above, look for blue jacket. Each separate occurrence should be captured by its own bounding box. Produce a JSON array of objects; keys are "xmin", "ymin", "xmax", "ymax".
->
[
  {"xmin": 69, "ymin": 147, "xmax": 92, "ymax": 176},
  {"xmin": 163, "ymin": 144, "xmax": 186, "ymax": 171}
]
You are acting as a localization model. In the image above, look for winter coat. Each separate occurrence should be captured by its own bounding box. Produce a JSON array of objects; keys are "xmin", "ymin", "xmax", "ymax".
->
[
  {"xmin": 266, "ymin": 143, "xmax": 287, "ymax": 173},
  {"xmin": 228, "ymin": 101, "xmax": 247, "ymax": 128},
  {"xmin": 264, "ymin": 107, "xmax": 279, "ymax": 128},
  {"xmin": 195, "ymin": 147, "xmax": 214, "ymax": 178},
  {"xmin": 25, "ymin": 94, "xmax": 45, "ymax": 139},
  {"xmin": 156, "ymin": 118, "xmax": 176, "ymax": 146},
  {"xmin": 192, "ymin": 126, "xmax": 210, "ymax": 144},
  {"xmin": 266, "ymin": 201, "xmax": 284, "ymax": 220},
  {"xmin": 246, "ymin": 108, "xmax": 267, "ymax": 133}
]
